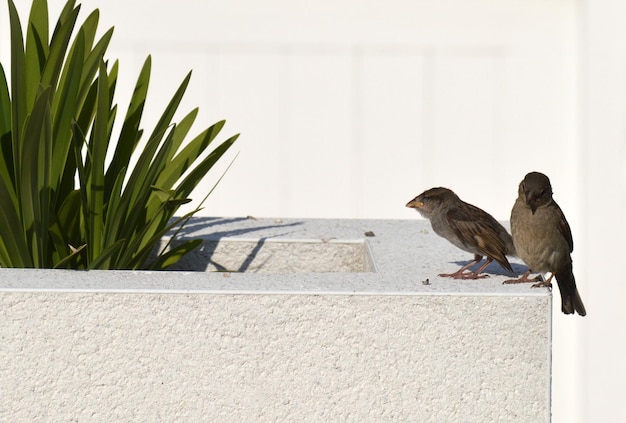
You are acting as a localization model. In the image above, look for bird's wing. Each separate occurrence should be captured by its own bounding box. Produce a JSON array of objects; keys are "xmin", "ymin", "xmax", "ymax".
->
[
  {"xmin": 446, "ymin": 205, "xmax": 513, "ymax": 271},
  {"xmin": 552, "ymin": 200, "xmax": 574, "ymax": 253}
]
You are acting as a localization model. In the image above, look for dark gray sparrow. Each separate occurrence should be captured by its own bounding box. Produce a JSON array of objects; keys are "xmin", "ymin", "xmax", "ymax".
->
[
  {"xmin": 504, "ymin": 172, "xmax": 586, "ymax": 316},
  {"xmin": 406, "ymin": 187, "xmax": 516, "ymax": 279}
]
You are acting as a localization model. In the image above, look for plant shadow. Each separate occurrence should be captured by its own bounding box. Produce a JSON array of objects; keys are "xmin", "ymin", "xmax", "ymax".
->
[{"xmin": 165, "ymin": 217, "xmax": 304, "ymax": 272}]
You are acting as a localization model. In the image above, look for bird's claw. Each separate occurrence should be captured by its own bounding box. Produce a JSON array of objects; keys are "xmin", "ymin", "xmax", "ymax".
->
[
  {"xmin": 502, "ymin": 274, "xmax": 542, "ymax": 285},
  {"xmin": 439, "ymin": 272, "xmax": 489, "ymax": 280},
  {"xmin": 531, "ymin": 281, "xmax": 552, "ymax": 289}
]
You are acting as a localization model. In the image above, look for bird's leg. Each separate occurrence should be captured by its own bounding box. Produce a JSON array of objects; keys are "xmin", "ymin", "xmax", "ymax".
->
[
  {"xmin": 531, "ymin": 272, "xmax": 553, "ymax": 289},
  {"xmin": 502, "ymin": 269, "xmax": 542, "ymax": 285},
  {"xmin": 467, "ymin": 257, "xmax": 494, "ymax": 279},
  {"xmin": 439, "ymin": 254, "xmax": 489, "ymax": 280}
]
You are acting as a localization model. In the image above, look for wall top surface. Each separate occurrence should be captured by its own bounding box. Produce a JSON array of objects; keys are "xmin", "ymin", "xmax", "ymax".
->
[{"xmin": 0, "ymin": 217, "xmax": 546, "ymax": 297}]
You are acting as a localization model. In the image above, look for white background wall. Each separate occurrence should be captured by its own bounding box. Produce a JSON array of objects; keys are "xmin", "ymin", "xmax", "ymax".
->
[{"xmin": 2, "ymin": 1, "xmax": 624, "ymax": 421}]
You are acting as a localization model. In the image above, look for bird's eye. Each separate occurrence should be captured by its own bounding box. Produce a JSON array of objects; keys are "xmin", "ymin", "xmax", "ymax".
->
[{"xmin": 421, "ymin": 196, "xmax": 429, "ymax": 203}]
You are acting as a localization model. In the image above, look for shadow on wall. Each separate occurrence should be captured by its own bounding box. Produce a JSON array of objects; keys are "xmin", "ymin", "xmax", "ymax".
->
[
  {"xmin": 166, "ymin": 217, "xmax": 304, "ymax": 272},
  {"xmin": 176, "ymin": 217, "xmax": 302, "ymax": 239},
  {"xmin": 164, "ymin": 217, "xmax": 374, "ymax": 273}
]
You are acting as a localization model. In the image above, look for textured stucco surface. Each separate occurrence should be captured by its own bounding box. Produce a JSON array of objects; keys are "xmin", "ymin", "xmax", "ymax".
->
[
  {"xmin": 1, "ymin": 293, "xmax": 549, "ymax": 422},
  {"xmin": 0, "ymin": 218, "xmax": 551, "ymax": 422}
]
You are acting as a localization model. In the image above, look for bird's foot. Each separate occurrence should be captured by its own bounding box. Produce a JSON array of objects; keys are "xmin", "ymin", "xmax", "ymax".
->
[
  {"xmin": 439, "ymin": 271, "xmax": 489, "ymax": 280},
  {"xmin": 502, "ymin": 271, "xmax": 542, "ymax": 285},
  {"xmin": 531, "ymin": 281, "xmax": 552, "ymax": 289}
]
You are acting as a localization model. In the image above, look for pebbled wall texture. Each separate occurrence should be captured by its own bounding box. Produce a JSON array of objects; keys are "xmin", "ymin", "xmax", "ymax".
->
[
  {"xmin": 1, "ymin": 293, "xmax": 549, "ymax": 422},
  {"xmin": 0, "ymin": 218, "xmax": 551, "ymax": 422}
]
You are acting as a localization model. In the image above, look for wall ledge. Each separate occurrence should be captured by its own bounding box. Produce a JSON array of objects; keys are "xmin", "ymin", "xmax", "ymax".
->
[{"xmin": 0, "ymin": 217, "xmax": 551, "ymax": 422}]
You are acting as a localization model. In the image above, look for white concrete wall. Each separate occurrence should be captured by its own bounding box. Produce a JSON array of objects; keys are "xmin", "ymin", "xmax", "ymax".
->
[
  {"xmin": 1, "ymin": 291, "xmax": 550, "ymax": 422},
  {"xmin": 0, "ymin": 218, "xmax": 551, "ymax": 422},
  {"xmin": 1, "ymin": 1, "xmax": 622, "ymax": 421}
]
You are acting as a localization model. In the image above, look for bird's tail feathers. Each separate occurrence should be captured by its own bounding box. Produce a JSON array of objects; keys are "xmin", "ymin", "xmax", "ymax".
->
[
  {"xmin": 555, "ymin": 265, "xmax": 586, "ymax": 316},
  {"xmin": 494, "ymin": 255, "xmax": 514, "ymax": 273}
]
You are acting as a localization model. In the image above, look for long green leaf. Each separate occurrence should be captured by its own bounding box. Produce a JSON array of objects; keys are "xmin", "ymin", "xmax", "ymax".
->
[
  {"xmin": 0, "ymin": 64, "xmax": 11, "ymax": 138},
  {"xmin": 105, "ymin": 56, "xmax": 150, "ymax": 195},
  {"xmin": 8, "ymin": 0, "xmax": 27, "ymax": 168},
  {"xmin": 160, "ymin": 107, "xmax": 198, "ymax": 165},
  {"xmin": 20, "ymin": 88, "xmax": 53, "ymax": 267},
  {"xmin": 89, "ymin": 239, "xmax": 125, "ymax": 269},
  {"xmin": 176, "ymin": 134, "xmax": 239, "ymax": 199},
  {"xmin": 49, "ymin": 188, "xmax": 82, "ymax": 263},
  {"xmin": 0, "ymin": 174, "xmax": 31, "ymax": 267},
  {"xmin": 74, "ymin": 75, "xmax": 97, "ymax": 143},
  {"xmin": 85, "ymin": 61, "xmax": 110, "ymax": 262},
  {"xmin": 53, "ymin": 243, "xmax": 86, "ymax": 269},
  {"xmin": 24, "ymin": 0, "xmax": 49, "ymax": 106},
  {"xmin": 148, "ymin": 239, "xmax": 202, "ymax": 270},
  {"xmin": 154, "ymin": 119, "xmax": 225, "ymax": 191},
  {"xmin": 114, "ymin": 125, "xmax": 179, "ymax": 257},
  {"xmin": 123, "ymin": 71, "xmax": 191, "ymax": 210},
  {"xmin": 123, "ymin": 208, "xmax": 200, "ymax": 269},
  {"xmin": 143, "ymin": 112, "xmax": 210, "ymax": 221},
  {"xmin": 50, "ymin": 0, "xmax": 77, "ymax": 40},
  {"xmin": 102, "ymin": 57, "xmax": 151, "ymax": 247},
  {"xmin": 50, "ymin": 28, "xmax": 85, "ymax": 204},
  {"xmin": 77, "ymin": 26, "xmax": 113, "ymax": 111},
  {"xmin": 40, "ymin": 1, "xmax": 79, "ymax": 91},
  {"xmin": 102, "ymin": 165, "xmax": 127, "ymax": 249},
  {"xmin": 0, "ymin": 64, "xmax": 16, "ymax": 204},
  {"xmin": 70, "ymin": 121, "xmax": 89, "ymax": 244}
]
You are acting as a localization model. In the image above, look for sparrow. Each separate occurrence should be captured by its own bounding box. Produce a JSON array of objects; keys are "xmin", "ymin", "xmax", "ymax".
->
[
  {"xmin": 503, "ymin": 172, "xmax": 586, "ymax": 316},
  {"xmin": 406, "ymin": 187, "xmax": 515, "ymax": 279}
]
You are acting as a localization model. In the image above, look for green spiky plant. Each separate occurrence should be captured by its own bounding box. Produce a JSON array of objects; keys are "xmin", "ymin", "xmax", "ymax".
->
[{"xmin": 0, "ymin": 0, "xmax": 239, "ymax": 269}]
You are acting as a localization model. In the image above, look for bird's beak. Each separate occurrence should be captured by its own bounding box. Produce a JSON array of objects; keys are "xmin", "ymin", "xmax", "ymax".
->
[
  {"xmin": 406, "ymin": 198, "xmax": 423, "ymax": 209},
  {"xmin": 524, "ymin": 192, "xmax": 537, "ymax": 214}
]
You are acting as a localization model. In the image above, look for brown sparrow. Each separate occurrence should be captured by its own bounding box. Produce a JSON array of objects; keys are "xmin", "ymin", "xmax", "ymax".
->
[
  {"xmin": 406, "ymin": 187, "xmax": 515, "ymax": 279},
  {"xmin": 504, "ymin": 172, "xmax": 586, "ymax": 316}
]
